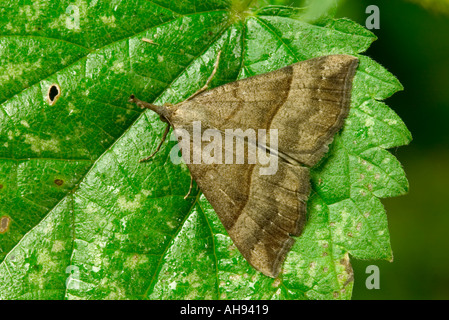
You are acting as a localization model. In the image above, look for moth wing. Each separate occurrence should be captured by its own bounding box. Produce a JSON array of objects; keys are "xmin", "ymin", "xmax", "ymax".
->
[{"xmin": 167, "ymin": 55, "xmax": 358, "ymax": 277}]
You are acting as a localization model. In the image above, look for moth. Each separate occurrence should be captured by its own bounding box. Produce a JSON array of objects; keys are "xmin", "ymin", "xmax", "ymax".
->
[{"xmin": 129, "ymin": 55, "xmax": 359, "ymax": 278}]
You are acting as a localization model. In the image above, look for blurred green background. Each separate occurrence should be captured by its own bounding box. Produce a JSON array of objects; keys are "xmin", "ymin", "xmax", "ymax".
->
[
  {"xmin": 338, "ymin": 0, "xmax": 449, "ymax": 300},
  {"xmin": 263, "ymin": 0, "xmax": 449, "ymax": 299}
]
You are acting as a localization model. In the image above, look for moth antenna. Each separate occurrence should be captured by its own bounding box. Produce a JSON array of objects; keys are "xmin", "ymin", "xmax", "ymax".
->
[
  {"xmin": 139, "ymin": 123, "xmax": 170, "ymax": 163},
  {"xmin": 204, "ymin": 50, "xmax": 221, "ymax": 89},
  {"xmin": 187, "ymin": 50, "xmax": 222, "ymax": 101},
  {"xmin": 183, "ymin": 175, "xmax": 194, "ymax": 200}
]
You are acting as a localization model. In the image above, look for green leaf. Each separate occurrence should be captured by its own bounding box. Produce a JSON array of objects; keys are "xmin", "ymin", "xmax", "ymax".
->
[{"xmin": 0, "ymin": 0, "xmax": 410, "ymax": 300}]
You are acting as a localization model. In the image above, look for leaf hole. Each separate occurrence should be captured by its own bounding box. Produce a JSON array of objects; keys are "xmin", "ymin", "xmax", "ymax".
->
[{"xmin": 47, "ymin": 84, "xmax": 61, "ymax": 105}]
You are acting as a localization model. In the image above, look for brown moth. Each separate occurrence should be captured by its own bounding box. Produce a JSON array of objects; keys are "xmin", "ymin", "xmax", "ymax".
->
[{"xmin": 129, "ymin": 55, "xmax": 359, "ymax": 278}]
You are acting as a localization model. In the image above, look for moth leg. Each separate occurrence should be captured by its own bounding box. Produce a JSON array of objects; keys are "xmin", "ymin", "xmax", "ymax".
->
[
  {"xmin": 139, "ymin": 123, "xmax": 170, "ymax": 163},
  {"xmin": 183, "ymin": 175, "xmax": 194, "ymax": 200},
  {"xmin": 187, "ymin": 50, "xmax": 222, "ymax": 101}
]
